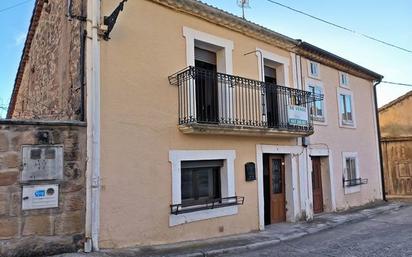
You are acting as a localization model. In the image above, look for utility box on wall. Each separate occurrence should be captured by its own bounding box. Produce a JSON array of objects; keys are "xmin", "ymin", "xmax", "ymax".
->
[
  {"xmin": 21, "ymin": 145, "xmax": 63, "ymax": 182},
  {"xmin": 22, "ymin": 184, "xmax": 59, "ymax": 210},
  {"xmin": 245, "ymin": 162, "xmax": 256, "ymax": 181}
]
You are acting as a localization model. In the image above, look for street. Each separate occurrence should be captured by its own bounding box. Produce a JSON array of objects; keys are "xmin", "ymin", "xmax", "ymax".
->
[{"xmin": 219, "ymin": 204, "xmax": 412, "ymax": 257}]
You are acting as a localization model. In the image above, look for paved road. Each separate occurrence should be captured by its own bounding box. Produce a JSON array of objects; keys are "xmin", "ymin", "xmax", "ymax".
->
[{"xmin": 219, "ymin": 205, "xmax": 412, "ymax": 257}]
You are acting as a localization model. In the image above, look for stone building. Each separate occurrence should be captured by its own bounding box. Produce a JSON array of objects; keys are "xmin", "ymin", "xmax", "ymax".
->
[
  {"xmin": 379, "ymin": 91, "xmax": 412, "ymax": 198},
  {"xmin": 1, "ymin": 0, "xmax": 87, "ymax": 256},
  {"xmin": 4, "ymin": 0, "xmax": 385, "ymax": 255},
  {"xmin": 7, "ymin": 0, "xmax": 85, "ymax": 121}
]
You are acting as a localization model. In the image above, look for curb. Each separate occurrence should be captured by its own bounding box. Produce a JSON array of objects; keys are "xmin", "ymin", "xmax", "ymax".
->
[{"xmin": 187, "ymin": 203, "xmax": 404, "ymax": 257}]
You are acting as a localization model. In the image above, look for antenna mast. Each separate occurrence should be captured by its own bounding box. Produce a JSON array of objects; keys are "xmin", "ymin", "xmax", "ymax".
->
[{"xmin": 237, "ymin": 0, "xmax": 250, "ymax": 19}]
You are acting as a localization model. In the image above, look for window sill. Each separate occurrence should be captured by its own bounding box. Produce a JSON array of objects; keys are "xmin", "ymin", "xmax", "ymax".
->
[
  {"xmin": 339, "ymin": 122, "xmax": 356, "ymax": 129},
  {"xmin": 169, "ymin": 205, "xmax": 238, "ymax": 226},
  {"xmin": 344, "ymin": 185, "xmax": 360, "ymax": 195},
  {"xmin": 308, "ymin": 74, "xmax": 321, "ymax": 80},
  {"xmin": 313, "ymin": 117, "xmax": 327, "ymax": 126}
]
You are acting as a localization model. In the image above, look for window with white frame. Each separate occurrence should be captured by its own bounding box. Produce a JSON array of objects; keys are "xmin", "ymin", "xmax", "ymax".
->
[
  {"xmin": 308, "ymin": 61, "xmax": 320, "ymax": 79},
  {"xmin": 169, "ymin": 150, "xmax": 238, "ymax": 226},
  {"xmin": 307, "ymin": 82, "xmax": 325, "ymax": 122},
  {"xmin": 337, "ymin": 88, "xmax": 356, "ymax": 127},
  {"xmin": 342, "ymin": 152, "xmax": 361, "ymax": 192},
  {"xmin": 339, "ymin": 72, "xmax": 349, "ymax": 87}
]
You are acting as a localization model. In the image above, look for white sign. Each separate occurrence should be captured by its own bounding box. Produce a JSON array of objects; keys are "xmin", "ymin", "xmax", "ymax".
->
[
  {"xmin": 22, "ymin": 184, "xmax": 59, "ymax": 210},
  {"xmin": 287, "ymin": 105, "xmax": 308, "ymax": 126}
]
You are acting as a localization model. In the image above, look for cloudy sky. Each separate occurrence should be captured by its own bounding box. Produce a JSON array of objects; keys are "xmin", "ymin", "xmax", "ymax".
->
[{"xmin": 0, "ymin": 0, "xmax": 411, "ymax": 118}]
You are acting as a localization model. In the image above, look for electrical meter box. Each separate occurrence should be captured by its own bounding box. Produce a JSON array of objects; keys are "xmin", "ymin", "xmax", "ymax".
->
[
  {"xmin": 22, "ymin": 184, "xmax": 59, "ymax": 210},
  {"xmin": 21, "ymin": 145, "xmax": 63, "ymax": 182}
]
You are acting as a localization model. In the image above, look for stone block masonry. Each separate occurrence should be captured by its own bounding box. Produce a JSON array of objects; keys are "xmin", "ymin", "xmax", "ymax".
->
[{"xmin": 0, "ymin": 120, "xmax": 86, "ymax": 257}]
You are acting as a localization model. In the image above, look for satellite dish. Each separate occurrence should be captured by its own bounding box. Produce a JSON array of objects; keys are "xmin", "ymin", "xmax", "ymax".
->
[{"xmin": 237, "ymin": 0, "xmax": 250, "ymax": 19}]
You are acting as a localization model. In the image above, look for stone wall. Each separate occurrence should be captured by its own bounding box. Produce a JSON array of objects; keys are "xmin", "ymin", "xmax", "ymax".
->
[
  {"xmin": 11, "ymin": 0, "xmax": 85, "ymax": 120},
  {"xmin": 0, "ymin": 120, "xmax": 86, "ymax": 257}
]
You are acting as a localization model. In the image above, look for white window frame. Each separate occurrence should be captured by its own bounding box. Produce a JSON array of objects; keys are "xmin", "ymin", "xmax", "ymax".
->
[
  {"xmin": 169, "ymin": 150, "xmax": 237, "ymax": 226},
  {"xmin": 307, "ymin": 60, "xmax": 320, "ymax": 79},
  {"xmin": 342, "ymin": 152, "xmax": 360, "ymax": 194},
  {"xmin": 337, "ymin": 87, "xmax": 356, "ymax": 128},
  {"xmin": 182, "ymin": 27, "xmax": 234, "ymax": 122},
  {"xmin": 183, "ymin": 27, "xmax": 233, "ymax": 74},
  {"xmin": 256, "ymin": 48, "xmax": 290, "ymax": 86},
  {"xmin": 306, "ymin": 78, "xmax": 326, "ymax": 125},
  {"xmin": 339, "ymin": 72, "xmax": 350, "ymax": 88}
]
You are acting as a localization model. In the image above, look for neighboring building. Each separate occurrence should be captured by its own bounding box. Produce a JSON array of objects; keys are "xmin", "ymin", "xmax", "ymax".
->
[
  {"xmin": 5, "ymin": 0, "xmax": 383, "ymax": 254},
  {"xmin": 379, "ymin": 91, "xmax": 412, "ymax": 198}
]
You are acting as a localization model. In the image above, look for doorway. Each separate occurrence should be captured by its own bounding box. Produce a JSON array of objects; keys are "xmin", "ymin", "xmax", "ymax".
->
[
  {"xmin": 263, "ymin": 154, "xmax": 286, "ymax": 225},
  {"xmin": 264, "ymin": 65, "xmax": 279, "ymax": 128},
  {"xmin": 194, "ymin": 47, "xmax": 218, "ymax": 123},
  {"xmin": 311, "ymin": 156, "xmax": 324, "ymax": 214}
]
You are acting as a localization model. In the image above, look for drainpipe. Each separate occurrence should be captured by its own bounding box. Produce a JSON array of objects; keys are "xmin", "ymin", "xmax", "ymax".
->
[
  {"xmin": 373, "ymin": 79, "xmax": 387, "ymax": 202},
  {"xmin": 84, "ymin": 0, "xmax": 101, "ymax": 251}
]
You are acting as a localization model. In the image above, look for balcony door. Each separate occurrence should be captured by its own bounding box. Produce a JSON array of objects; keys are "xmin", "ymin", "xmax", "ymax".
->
[
  {"xmin": 195, "ymin": 47, "xmax": 218, "ymax": 123},
  {"xmin": 264, "ymin": 65, "xmax": 279, "ymax": 128}
]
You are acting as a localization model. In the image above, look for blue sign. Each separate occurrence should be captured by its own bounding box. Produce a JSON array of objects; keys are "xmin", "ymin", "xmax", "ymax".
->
[{"xmin": 34, "ymin": 190, "xmax": 45, "ymax": 197}]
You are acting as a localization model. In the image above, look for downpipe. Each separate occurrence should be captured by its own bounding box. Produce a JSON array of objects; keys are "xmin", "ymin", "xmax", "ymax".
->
[
  {"xmin": 84, "ymin": 0, "xmax": 101, "ymax": 252},
  {"xmin": 373, "ymin": 79, "xmax": 387, "ymax": 202}
]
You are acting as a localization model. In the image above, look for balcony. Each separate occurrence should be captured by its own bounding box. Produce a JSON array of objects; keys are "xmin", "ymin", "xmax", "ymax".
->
[{"xmin": 169, "ymin": 66, "xmax": 323, "ymax": 138}]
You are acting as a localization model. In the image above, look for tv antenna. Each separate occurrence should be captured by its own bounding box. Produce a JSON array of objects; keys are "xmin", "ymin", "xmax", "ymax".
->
[{"xmin": 237, "ymin": 0, "xmax": 250, "ymax": 19}]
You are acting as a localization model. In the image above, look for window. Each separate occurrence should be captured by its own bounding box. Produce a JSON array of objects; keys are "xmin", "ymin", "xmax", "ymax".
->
[
  {"xmin": 308, "ymin": 61, "xmax": 320, "ymax": 78},
  {"xmin": 337, "ymin": 88, "xmax": 356, "ymax": 128},
  {"xmin": 342, "ymin": 152, "xmax": 361, "ymax": 194},
  {"xmin": 345, "ymin": 157, "xmax": 357, "ymax": 183},
  {"xmin": 339, "ymin": 72, "xmax": 349, "ymax": 88},
  {"xmin": 308, "ymin": 84, "xmax": 325, "ymax": 122},
  {"xmin": 169, "ymin": 150, "xmax": 237, "ymax": 226},
  {"xmin": 181, "ymin": 160, "xmax": 222, "ymax": 206},
  {"xmin": 339, "ymin": 94, "xmax": 353, "ymax": 124}
]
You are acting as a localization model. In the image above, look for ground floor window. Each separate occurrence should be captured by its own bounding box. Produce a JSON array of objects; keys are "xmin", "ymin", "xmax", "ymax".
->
[
  {"xmin": 169, "ymin": 150, "xmax": 239, "ymax": 226},
  {"xmin": 181, "ymin": 160, "xmax": 222, "ymax": 206},
  {"xmin": 342, "ymin": 152, "xmax": 365, "ymax": 193}
]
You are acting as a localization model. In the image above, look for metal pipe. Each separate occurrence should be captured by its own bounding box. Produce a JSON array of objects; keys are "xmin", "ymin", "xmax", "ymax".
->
[
  {"xmin": 84, "ymin": 0, "xmax": 101, "ymax": 252},
  {"xmin": 373, "ymin": 79, "xmax": 387, "ymax": 201}
]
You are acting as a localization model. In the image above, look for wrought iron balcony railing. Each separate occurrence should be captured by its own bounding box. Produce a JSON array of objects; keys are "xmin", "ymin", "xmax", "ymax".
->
[{"xmin": 169, "ymin": 66, "xmax": 323, "ymax": 135}]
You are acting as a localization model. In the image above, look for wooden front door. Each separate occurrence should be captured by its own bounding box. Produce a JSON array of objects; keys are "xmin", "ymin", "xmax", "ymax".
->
[
  {"xmin": 311, "ymin": 157, "xmax": 324, "ymax": 214},
  {"xmin": 269, "ymin": 155, "xmax": 286, "ymax": 223}
]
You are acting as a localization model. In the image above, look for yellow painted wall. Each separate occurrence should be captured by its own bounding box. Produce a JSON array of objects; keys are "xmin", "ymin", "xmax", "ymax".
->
[
  {"xmin": 99, "ymin": 0, "xmax": 381, "ymax": 248},
  {"xmin": 99, "ymin": 0, "xmax": 296, "ymax": 248}
]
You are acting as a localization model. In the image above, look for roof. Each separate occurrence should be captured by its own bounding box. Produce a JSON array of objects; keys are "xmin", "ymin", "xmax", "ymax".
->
[
  {"xmin": 379, "ymin": 90, "xmax": 412, "ymax": 113},
  {"xmin": 7, "ymin": 0, "xmax": 44, "ymax": 119},
  {"xmin": 7, "ymin": 0, "xmax": 383, "ymax": 118},
  {"xmin": 296, "ymin": 41, "xmax": 383, "ymax": 80},
  {"xmin": 149, "ymin": 0, "xmax": 383, "ymax": 80}
]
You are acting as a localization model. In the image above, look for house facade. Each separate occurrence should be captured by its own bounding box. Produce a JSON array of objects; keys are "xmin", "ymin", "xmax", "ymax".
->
[
  {"xmin": 379, "ymin": 91, "xmax": 412, "ymax": 198},
  {"xmin": 6, "ymin": 0, "xmax": 383, "ymax": 253}
]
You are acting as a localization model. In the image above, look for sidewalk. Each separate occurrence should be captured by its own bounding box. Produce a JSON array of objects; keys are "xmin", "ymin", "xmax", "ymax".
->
[{"xmin": 55, "ymin": 201, "xmax": 405, "ymax": 257}]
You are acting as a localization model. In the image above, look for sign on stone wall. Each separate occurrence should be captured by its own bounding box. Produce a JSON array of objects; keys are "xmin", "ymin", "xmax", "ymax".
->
[
  {"xmin": 22, "ymin": 184, "xmax": 59, "ymax": 210},
  {"xmin": 21, "ymin": 145, "xmax": 63, "ymax": 182},
  {"xmin": 287, "ymin": 105, "xmax": 308, "ymax": 126}
]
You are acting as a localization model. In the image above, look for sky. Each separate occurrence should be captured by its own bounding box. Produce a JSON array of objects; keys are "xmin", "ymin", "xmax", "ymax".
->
[{"xmin": 0, "ymin": 0, "xmax": 411, "ymax": 118}]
